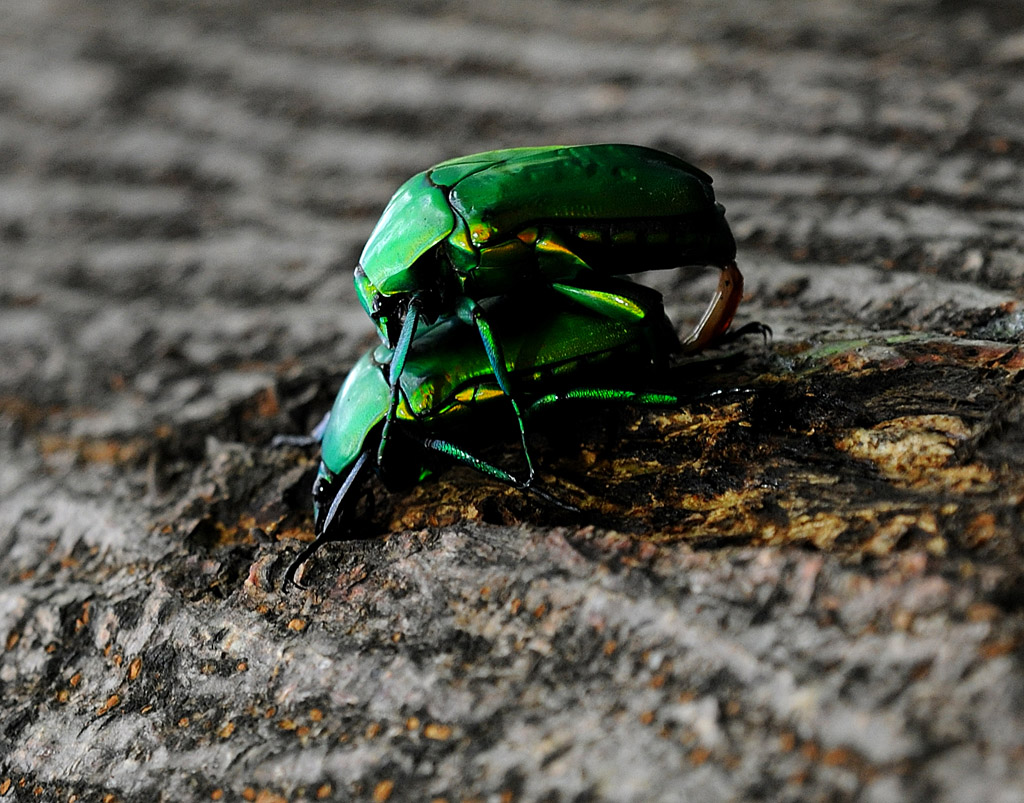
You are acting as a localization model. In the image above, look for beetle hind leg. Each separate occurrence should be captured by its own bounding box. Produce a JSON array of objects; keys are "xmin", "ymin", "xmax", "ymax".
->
[{"xmin": 680, "ymin": 261, "xmax": 746, "ymax": 353}]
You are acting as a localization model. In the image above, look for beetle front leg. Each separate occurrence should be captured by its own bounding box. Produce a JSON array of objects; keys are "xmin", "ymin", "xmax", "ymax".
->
[
  {"xmin": 455, "ymin": 296, "xmax": 536, "ymax": 483},
  {"xmin": 378, "ymin": 298, "xmax": 423, "ymax": 467},
  {"xmin": 286, "ymin": 448, "xmax": 374, "ymax": 588}
]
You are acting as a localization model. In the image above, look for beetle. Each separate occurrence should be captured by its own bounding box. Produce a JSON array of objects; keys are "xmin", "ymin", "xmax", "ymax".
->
[
  {"xmin": 353, "ymin": 145, "xmax": 747, "ymax": 482},
  {"xmin": 285, "ymin": 280, "xmax": 704, "ymax": 585}
]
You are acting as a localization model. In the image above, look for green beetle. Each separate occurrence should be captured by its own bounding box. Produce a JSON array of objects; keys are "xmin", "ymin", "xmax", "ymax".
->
[
  {"xmin": 354, "ymin": 144, "xmax": 746, "ymax": 483},
  {"xmin": 287, "ymin": 281, "xmax": 696, "ymax": 585}
]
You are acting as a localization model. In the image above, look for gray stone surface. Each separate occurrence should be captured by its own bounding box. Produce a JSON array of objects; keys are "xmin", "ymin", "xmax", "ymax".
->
[{"xmin": 2, "ymin": 0, "xmax": 1024, "ymax": 801}]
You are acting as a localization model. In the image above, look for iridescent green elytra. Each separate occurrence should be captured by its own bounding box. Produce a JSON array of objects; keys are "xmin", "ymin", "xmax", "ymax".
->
[
  {"xmin": 355, "ymin": 143, "xmax": 738, "ymax": 348},
  {"xmin": 353, "ymin": 144, "xmax": 745, "ymax": 496}
]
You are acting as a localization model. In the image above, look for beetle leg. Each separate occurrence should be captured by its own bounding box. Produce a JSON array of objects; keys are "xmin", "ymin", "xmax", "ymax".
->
[
  {"xmin": 454, "ymin": 296, "xmax": 536, "ymax": 483},
  {"xmin": 269, "ymin": 410, "xmax": 332, "ymax": 448},
  {"xmin": 310, "ymin": 410, "xmax": 332, "ymax": 442},
  {"xmin": 285, "ymin": 448, "xmax": 374, "ymax": 588},
  {"xmin": 378, "ymin": 298, "xmax": 423, "ymax": 467},
  {"xmin": 525, "ymin": 386, "xmax": 756, "ymax": 419},
  {"xmin": 680, "ymin": 261, "xmax": 744, "ymax": 354},
  {"xmin": 270, "ymin": 433, "xmax": 319, "ymax": 448},
  {"xmin": 526, "ymin": 388, "xmax": 684, "ymax": 418},
  {"xmin": 422, "ymin": 436, "xmax": 575, "ymax": 511}
]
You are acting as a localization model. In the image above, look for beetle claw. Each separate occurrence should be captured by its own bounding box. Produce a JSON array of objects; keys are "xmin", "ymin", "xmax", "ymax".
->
[
  {"xmin": 716, "ymin": 320, "xmax": 773, "ymax": 347},
  {"xmin": 283, "ymin": 533, "xmax": 337, "ymax": 589},
  {"xmin": 520, "ymin": 478, "xmax": 580, "ymax": 514}
]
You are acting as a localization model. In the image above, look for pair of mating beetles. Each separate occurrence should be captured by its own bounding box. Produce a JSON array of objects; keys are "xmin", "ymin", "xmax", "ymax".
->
[{"xmin": 286, "ymin": 144, "xmax": 754, "ymax": 584}]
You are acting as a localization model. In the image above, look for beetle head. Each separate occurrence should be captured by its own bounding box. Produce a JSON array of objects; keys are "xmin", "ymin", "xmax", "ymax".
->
[
  {"xmin": 355, "ymin": 263, "xmax": 448, "ymax": 348},
  {"xmin": 355, "ymin": 168, "xmax": 458, "ymax": 341},
  {"xmin": 354, "ymin": 264, "xmax": 396, "ymax": 344}
]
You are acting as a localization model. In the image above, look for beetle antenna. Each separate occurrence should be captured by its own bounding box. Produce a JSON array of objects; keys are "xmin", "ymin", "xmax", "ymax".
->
[{"xmin": 284, "ymin": 448, "xmax": 373, "ymax": 588}]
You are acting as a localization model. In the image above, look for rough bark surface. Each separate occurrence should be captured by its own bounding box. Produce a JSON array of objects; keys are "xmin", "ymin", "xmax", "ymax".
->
[{"xmin": 2, "ymin": 1, "xmax": 1024, "ymax": 801}]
